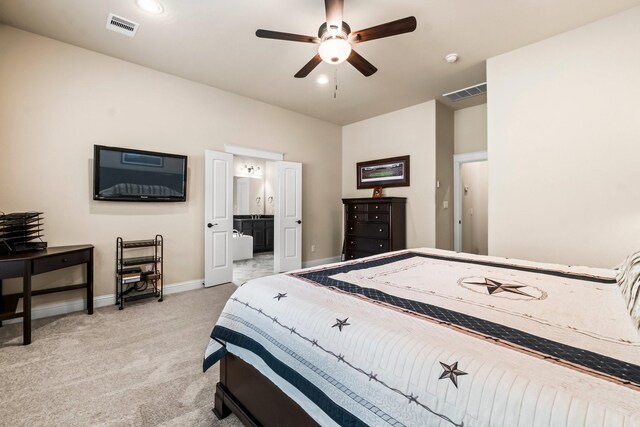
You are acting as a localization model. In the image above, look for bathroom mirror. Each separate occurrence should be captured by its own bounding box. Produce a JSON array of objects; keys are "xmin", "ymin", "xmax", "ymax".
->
[
  {"xmin": 234, "ymin": 176, "xmax": 264, "ymax": 215},
  {"xmin": 233, "ymin": 156, "xmax": 276, "ymax": 216}
]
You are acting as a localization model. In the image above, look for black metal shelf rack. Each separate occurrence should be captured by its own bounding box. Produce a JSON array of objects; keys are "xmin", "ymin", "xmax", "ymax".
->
[
  {"xmin": 115, "ymin": 235, "xmax": 163, "ymax": 310},
  {"xmin": 0, "ymin": 212, "xmax": 47, "ymax": 254}
]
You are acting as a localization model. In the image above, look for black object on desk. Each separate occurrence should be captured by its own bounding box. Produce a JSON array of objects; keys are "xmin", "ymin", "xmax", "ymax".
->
[
  {"xmin": 0, "ymin": 245, "xmax": 94, "ymax": 345},
  {"xmin": 0, "ymin": 211, "xmax": 47, "ymax": 254}
]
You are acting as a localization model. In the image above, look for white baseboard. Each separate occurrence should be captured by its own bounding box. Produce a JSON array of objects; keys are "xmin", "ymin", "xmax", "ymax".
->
[
  {"xmin": 302, "ymin": 256, "xmax": 341, "ymax": 269},
  {"xmin": 2, "ymin": 278, "xmax": 205, "ymax": 325},
  {"xmin": 3, "ymin": 258, "xmax": 341, "ymax": 325}
]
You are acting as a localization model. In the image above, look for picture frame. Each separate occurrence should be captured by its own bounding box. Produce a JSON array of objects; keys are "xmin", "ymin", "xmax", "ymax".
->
[{"xmin": 356, "ymin": 155, "xmax": 410, "ymax": 189}]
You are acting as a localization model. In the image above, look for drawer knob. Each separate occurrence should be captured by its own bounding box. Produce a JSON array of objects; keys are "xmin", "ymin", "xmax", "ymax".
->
[
  {"xmin": 350, "ymin": 241, "xmax": 354, "ymax": 244},
  {"xmin": 62, "ymin": 258, "xmax": 68, "ymax": 263},
  {"xmin": 350, "ymin": 255, "xmax": 354, "ymax": 259},
  {"xmin": 375, "ymin": 216, "xmax": 379, "ymax": 219},
  {"xmin": 379, "ymin": 229, "xmax": 383, "ymax": 232},
  {"xmin": 350, "ymin": 227, "xmax": 353, "ymax": 230},
  {"xmin": 354, "ymin": 215, "xmax": 358, "ymax": 219},
  {"xmin": 354, "ymin": 206, "xmax": 358, "ymax": 209},
  {"xmin": 379, "ymin": 244, "xmax": 383, "ymax": 248},
  {"xmin": 375, "ymin": 206, "xmax": 379, "ymax": 209}
]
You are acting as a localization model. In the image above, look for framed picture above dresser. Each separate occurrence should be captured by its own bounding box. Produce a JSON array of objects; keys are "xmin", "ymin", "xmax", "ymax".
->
[{"xmin": 342, "ymin": 197, "xmax": 406, "ymax": 260}]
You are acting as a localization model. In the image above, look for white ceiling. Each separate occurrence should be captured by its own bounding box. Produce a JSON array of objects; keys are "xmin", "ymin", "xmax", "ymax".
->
[{"xmin": 1, "ymin": 0, "xmax": 639, "ymax": 125}]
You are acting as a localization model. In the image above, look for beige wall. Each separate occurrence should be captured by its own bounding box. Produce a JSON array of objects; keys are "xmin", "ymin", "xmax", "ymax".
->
[
  {"xmin": 342, "ymin": 101, "xmax": 437, "ymax": 249},
  {"xmin": 487, "ymin": 6, "xmax": 640, "ymax": 268},
  {"xmin": 342, "ymin": 100, "xmax": 454, "ymax": 250},
  {"xmin": 461, "ymin": 161, "xmax": 488, "ymax": 255},
  {"xmin": 454, "ymin": 104, "xmax": 487, "ymax": 154},
  {"xmin": 435, "ymin": 102, "xmax": 454, "ymax": 250},
  {"xmin": 0, "ymin": 26, "xmax": 342, "ymax": 302}
]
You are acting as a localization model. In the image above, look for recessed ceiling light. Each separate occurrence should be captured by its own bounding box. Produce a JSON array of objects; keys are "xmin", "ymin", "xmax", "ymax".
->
[
  {"xmin": 317, "ymin": 75, "xmax": 329, "ymax": 85},
  {"xmin": 445, "ymin": 53, "xmax": 459, "ymax": 63},
  {"xmin": 136, "ymin": 0, "xmax": 164, "ymax": 14}
]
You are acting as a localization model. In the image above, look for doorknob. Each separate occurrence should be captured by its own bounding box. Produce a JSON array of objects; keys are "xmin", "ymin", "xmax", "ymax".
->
[
  {"xmin": 296, "ymin": 220, "xmax": 302, "ymax": 224},
  {"xmin": 207, "ymin": 223, "xmax": 218, "ymax": 228}
]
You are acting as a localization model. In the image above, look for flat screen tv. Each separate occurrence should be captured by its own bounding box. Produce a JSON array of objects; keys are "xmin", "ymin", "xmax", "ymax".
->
[{"xmin": 93, "ymin": 145, "xmax": 187, "ymax": 202}]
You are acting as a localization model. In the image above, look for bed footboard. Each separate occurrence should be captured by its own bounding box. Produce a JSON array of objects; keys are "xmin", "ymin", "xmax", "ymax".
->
[{"xmin": 214, "ymin": 354, "xmax": 318, "ymax": 427}]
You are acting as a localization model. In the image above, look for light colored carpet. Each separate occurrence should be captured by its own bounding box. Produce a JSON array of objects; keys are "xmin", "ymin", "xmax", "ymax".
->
[
  {"xmin": 0, "ymin": 285, "xmax": 244, "ymax": 427},
  {"xmin": 233, "ymin": 252, "xmax": 274, "ymax": 286}
]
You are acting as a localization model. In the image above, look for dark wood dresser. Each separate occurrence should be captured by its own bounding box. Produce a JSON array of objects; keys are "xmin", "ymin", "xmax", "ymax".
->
[{"xmin": 342, "ymin": 197, "xmax": 406, "ymax": 260}]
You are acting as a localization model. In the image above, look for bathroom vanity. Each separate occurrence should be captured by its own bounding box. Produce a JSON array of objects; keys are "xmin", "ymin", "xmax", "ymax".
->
[{"xmin": 233, "ymin": 215, "xmax": 274, "ymax": 253}]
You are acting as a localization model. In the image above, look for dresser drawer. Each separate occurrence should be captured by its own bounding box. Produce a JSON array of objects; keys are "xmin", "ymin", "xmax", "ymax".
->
[
  {"xmin": 347, "ymin": 203, "xmax": 369, "ymax": 212},
  {"xmin": 346, "ymin": 237, "xmax": 389, "ymax": 253},
  {"xmin": 368, "ymin": 203, "xmax": 389, "ymax": 213},
  {"xmin": 367, "ymin": 213, "xmax": 389, "ymax": 223},
  {"xmin": 348, "ymin": 212, "xmax": 366, "ymax": 222},
  {"xmin": 33, "ymin": 250, "xmax": 90, "ymax": 275},
  {"xmin": 346, "ymin": 223, "xmax": 389, "ymax": 238},
  {"xmin": 345, "ymin": 250, "xmax": 374, "ymax": 261}
]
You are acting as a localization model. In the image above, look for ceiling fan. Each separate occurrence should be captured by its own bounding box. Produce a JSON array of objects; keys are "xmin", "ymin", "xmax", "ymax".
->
[{"xmin": 255, "ymin": 0, "xmax": 417, "ymax": 78}]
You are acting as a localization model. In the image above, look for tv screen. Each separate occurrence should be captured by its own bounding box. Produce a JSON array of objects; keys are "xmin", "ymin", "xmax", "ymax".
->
[{"xmin": 93, "ymin": 145, "xmax": 187, "ymax": 202}]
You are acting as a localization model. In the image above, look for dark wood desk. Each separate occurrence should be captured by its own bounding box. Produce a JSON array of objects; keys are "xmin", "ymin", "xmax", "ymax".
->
[{"xmin": 0, "ymin": 245, "xmax": 94, "ymax": 345}]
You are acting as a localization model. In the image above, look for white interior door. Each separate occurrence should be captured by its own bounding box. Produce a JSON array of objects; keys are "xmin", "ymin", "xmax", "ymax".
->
[
  {"xmin": 204, "ymin": 150, "xmax": 233, "ymax": 287},
  {"xmin": 274, "ymin": 161, "xmax": 302, "ymax": 272}
]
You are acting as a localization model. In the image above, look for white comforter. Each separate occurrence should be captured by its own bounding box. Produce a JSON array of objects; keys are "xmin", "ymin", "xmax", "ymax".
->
[{"xmin": 204, "ymin": 249, "xmax": 640, "ymax": 427}]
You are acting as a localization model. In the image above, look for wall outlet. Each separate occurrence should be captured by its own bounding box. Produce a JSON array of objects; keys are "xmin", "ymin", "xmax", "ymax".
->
[
  {"xmin": 443, "ymin": 201, "xmax": 449, "ymax": 209},
  {"xmin": 311, "ymin": 244, "xmax": 316, "ymax": 253}
]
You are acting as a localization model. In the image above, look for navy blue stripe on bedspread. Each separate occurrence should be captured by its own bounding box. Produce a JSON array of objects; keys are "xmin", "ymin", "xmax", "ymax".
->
[
  {"xmin": 213, "ymin": 326, "xmax": 368, "ymax": 427},
  {"xmin": 294, "ymin": 253, "xmax": 640, "ymax": 386}
]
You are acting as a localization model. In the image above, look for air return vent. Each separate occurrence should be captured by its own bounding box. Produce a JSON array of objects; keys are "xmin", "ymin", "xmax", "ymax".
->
[
  {"xmin": 443, "ymin": 82, "xmax": 487, "ymax": 102},
  {"xmin": 106, "ymin": 13, "xmax": 139, "ymax": 37}
]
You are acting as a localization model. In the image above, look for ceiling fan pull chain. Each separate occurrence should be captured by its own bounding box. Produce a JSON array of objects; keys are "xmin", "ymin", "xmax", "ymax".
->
[{"xmin": 334, "ymin": 68, "xmax": 338, "ymax": 99}]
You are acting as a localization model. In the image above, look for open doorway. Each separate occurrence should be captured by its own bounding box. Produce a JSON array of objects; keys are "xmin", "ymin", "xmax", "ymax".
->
[
  {"xmin": 454, "ymin": 152, "xmax": 488, "ymax": 255},
  {"xmin": 204, "ymin": 147, "xmax": 302, "ymax": 288},
  {"xmin": 231, "ymin": 156, "xmax": 275, "ymax": 285}
]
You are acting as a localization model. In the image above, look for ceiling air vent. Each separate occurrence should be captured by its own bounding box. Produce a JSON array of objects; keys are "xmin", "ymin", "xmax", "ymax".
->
[
  {"xmin": 106, "ymin": 13, "xmax": 139, "ymax": 37},
  {"xmin": 443, "ymin": 82, "xmax": 487, "ymax": 102}
]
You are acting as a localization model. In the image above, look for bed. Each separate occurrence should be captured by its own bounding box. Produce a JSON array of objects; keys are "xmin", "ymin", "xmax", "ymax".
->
[{"xmin": 203, "ymin": 248, "xmax": 640, "ymax": 426}]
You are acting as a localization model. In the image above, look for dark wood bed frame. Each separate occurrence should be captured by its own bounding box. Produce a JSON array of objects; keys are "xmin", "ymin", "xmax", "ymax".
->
[{"xmin": 213, "ymin": 354, "xmax": 319, "ymax": 426}]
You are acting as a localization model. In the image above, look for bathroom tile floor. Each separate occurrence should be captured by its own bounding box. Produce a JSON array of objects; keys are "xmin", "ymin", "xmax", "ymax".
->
[{"xmin": 232, "ymin": 252, "xmax": 274, "ymax": 286}]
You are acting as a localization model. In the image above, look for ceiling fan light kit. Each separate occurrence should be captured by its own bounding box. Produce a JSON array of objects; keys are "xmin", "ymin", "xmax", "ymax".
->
[
  {"xmin": 255, "ymin": 0, "xmax": 417, "ymax": 78},
  {"xmin": 319, "ymin": 38, "xmax": 351, "ymax": 64}
]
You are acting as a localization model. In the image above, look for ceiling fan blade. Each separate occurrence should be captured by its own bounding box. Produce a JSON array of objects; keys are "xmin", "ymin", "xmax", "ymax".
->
[
  {"xmin": 346, "ymin": 50, "xmax": 377, "ymax": 77},
  {"xmin": 256, "ymin": 29, "xmax": 320, "ymax": 44},
  {"xmin": 324, "ymin": 0, "xmax": 344, "ymax": 32},
  {"xmin": 350, "ymin": 16, "xmax": 417, "ymax": 44},
  {"xmin": 294, "ymin": 54, "xmax": 323, "ymax": 78}
]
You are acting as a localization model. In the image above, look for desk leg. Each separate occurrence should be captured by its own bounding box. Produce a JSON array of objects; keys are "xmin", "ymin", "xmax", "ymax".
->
[
  {"xmin": 0, "ymin": 278, "xmax": 3, "ymax": 327},
  {"xmin": 87, "ymin": 248, "xmax": 94, "ymax": 315},
  {"xmin": 23, "ymin": 262, "xmax": 32, "ymax": 345}
]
